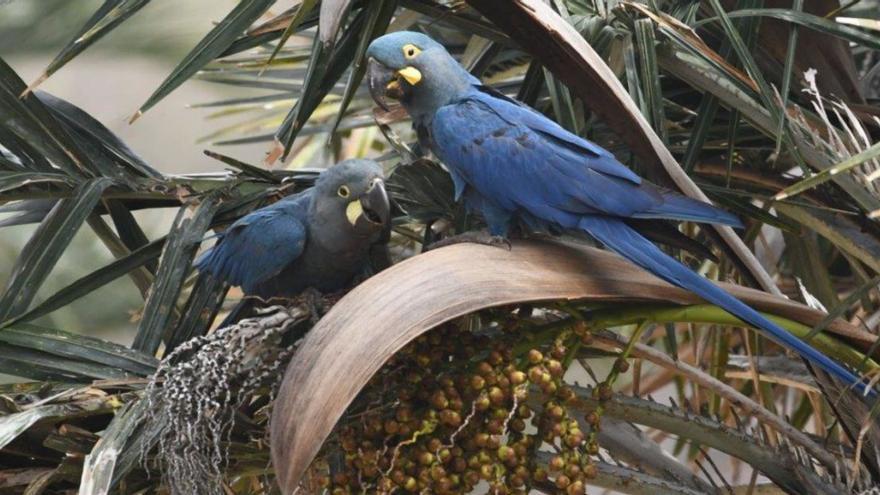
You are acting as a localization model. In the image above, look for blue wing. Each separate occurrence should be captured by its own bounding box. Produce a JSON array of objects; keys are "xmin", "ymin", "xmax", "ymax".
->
[
  {"xmin": 431, "ymin": 91, "xmax": 742, "ymax": 228},
  {"xmin": 578, "ymin": 215, "xmax": 870, "ymax": 396},
  {"xmin": 195, "ymin": 195, "xmax": 308, "ymax": 294},
  {"xmin": 473, "ymin": 86, "xmax": 643, "ymax": 185}
]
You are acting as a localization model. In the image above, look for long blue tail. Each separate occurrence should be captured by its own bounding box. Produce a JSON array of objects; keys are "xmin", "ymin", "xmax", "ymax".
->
[{"xmin": 578, "ymin": 215, "xmax": 874, "ymax": 398}]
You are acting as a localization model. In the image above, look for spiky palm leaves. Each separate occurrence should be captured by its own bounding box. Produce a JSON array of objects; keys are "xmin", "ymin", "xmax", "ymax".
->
[{"xmin": 1, "ymin": 1, "xmax": 880, "ymax": 494}]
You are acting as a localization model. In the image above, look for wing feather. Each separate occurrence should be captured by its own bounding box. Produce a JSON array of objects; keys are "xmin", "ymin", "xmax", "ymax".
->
[
  {"xmin": 431, "ymin": 93, "xmax": 741, "ymax": 228},
  {"xmin": 195, "ymin": 197, "xmax": 308, "ymax": 294}
]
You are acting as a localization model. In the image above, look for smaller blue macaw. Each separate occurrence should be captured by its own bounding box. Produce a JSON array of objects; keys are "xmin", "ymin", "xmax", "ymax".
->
[
  {"xmin": 365, "ymin": 32, "xmax": 872, "ymax": 397},
  {"xmin": 195, "ymin": 159, "xmax": 390, "ymax": 302}
]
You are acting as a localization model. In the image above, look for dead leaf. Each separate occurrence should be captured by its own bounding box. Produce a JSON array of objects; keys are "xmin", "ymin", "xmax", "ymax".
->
[{"xmin": 269, "ymin": 239, "xmax": 870, "ymax": 492}]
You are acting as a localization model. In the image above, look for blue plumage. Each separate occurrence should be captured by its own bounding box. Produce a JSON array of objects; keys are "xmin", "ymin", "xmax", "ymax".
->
[
  {"xmin": 431, "ymin": 92, "xmax": 743, "ymax": 232},
  {"xmin": 195, "ymin": 192, "xmax": 309, "ymax": 295},
  {"xmin": 579, "ymin": 215, "xmax": 863, "ymax": 392},
  {"xmin": 195, "ymin": 159, "xmax": 390, "ymax": 300},
  {"xmin": 366, "ymin": 32, "xmax": 872, "ymax": 396}
]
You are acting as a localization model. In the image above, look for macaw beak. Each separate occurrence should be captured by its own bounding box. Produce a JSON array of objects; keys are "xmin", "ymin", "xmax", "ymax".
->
[
  {"xmin": 361, "ymin": 178, "xmax": 390, "ymax": 226},
  {"xmin": 367, "ymin": 58, "xmax": 397, "ymax": 111},
  {"xmin": 367, "ymin": 58, "xmax": 421, "ymax": 111},
  {"xmin": 346, "ymin": 178, "xmax": 390, "ymax": 228}
]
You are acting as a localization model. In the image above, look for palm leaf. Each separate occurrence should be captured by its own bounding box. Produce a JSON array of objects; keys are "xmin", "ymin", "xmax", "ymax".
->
[
  {"xmin": 131, "ymin": 0, "xmax": 276, "ymax": 122},
  {"xmin": 24, "ymin": 0, "xmax": 152, "ymax": 94},
  {"xmin": 700, "ymin": 8, "xmax": 880, "ymax": 51},
  {"xmin": 319, "ymin": 0, "xmax": 355, "ymax": 48},
  {"xmin": 0, "ymin": 395, "xmax": 122, "ymax": 450},
  {"xmin": 326, "ymin": 0, "xmax": 398, "ymax": 137},
  {"xmin": 260, "ymin": 0, "xmax": 320, "ymax": 71},
  {"xmin": 0, "ymin": 57, "xmax": 91, "ymax": 178},
  {"xmin": 274, "ymin": 7, "xmax": 370, "ymax": 160},
  {"xmin": 0, "ymin": 323, "xmax": 156, "ymax": 376},
  {"xmin": 131, "ymin": 195, "xmax": 221, "ymax": 355},
  {"xmin": 0, "ymin": 178, "xmax": 114, "ymax": 321},
  {"xmin": 3, "ymin": 238, "xmax": 166, "ymax": 327}
]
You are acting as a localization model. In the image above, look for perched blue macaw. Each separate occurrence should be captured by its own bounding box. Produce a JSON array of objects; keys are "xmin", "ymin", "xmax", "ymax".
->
[
  {"xmin": 196, "ymin": 159, "xmax": 390, "ymax": 300},
  {"xmin": 366, "ymin": 32, "xmax": 871, "ymax": 395}
]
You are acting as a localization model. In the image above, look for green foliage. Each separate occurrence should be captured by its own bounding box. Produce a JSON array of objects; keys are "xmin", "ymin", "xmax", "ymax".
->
[{"xmin": 1, "ymin": 0, "xmax": 880, "ymax": 494}]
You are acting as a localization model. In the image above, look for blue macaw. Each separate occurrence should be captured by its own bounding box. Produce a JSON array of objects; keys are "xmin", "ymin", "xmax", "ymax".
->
[
  {"xmin": 196, "ymin": 159, "xmax": 390, "ymax": 301},
  {"xmin": 366, "ymin": 32, "xmax": 872, "ymax": 396}
]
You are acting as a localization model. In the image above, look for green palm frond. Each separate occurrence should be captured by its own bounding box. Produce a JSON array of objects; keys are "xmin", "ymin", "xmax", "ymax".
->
[{"xmin": 1, "ymin": 0, "xmax": 880, "ymax": 493}]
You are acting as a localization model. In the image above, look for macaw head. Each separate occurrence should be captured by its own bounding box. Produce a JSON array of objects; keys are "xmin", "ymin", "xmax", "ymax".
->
[
  {"xmin": 366, "ymin": 31, "xmax": 476, "ymax": 120},
  {"xmin": 313, "ymin": 159, "xmax": 390, "ymax": 238}
]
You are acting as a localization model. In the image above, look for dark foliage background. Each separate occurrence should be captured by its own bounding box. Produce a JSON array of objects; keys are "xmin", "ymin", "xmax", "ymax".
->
[{"xmin": 0, "ymin": 0, "xmax": 879, "ymax": 493}]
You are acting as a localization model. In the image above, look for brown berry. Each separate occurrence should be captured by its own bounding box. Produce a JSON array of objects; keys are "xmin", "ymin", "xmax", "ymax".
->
[
  {"xmin": 550, "ymin": 346, "xmax": 566, "ymax": 360},
  {"xmin": 431, "ymin": 391, "xmax": 449, "ymax": 409},
  {"xmin": 497, "ymin": 445, "xmax": 516, "ymax": 462},
  {"xmin": 555, "ymin": 474, "xmax": 571, "ymax": 489},
  {"xmin": 583, "ymin": 464, "xmax": 598, "ymax": 479},
  {"xmin": 488, "ymin": 387, "xmax": 505, "ymax": 406},
  {"xmin": 403, "ymin": 476, "xmax": 418, "ymax": 491},
  {"xmin": 527, "ymin": 349, "xmax": 543, "ymax": 364},
  {"xmin": 477, "ymin": 361, "xmax": 494, "ymax": 376},
  {"xmin": 567, "ymin": 480, "xmax": 585, "ymax": 495},
  {"xmin": 489, "ymin": 350, "xmax": 504, "ymax": 365},
  {"xmin": 509, "ymin": 370, "xmax": 526, "ymax": 385},
  {"xmin": 528, "ymin": 366, "xmax": 544, "ymax": 383},
  {"xmin": 470, "ymin": 375, "xmax": 486, "ymax": 390}
]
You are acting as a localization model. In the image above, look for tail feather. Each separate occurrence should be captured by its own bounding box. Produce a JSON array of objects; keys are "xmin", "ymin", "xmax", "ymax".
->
[
  {"xmin": 633, "ymin": 189, "xmax": 744, "ymax": 228},
  {"xmin": 578, "ymin": 215, "xmax": 873, "ymax": 398}
]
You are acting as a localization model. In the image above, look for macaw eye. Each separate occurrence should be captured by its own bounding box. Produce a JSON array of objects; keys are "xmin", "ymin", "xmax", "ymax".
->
[
  {"xmin": 402, "ymin": 44, "xmax": 421, "ymax": 59},
  {"xmin": 337, "ymin": 185, "xmax": 351, "ymax": 198}
]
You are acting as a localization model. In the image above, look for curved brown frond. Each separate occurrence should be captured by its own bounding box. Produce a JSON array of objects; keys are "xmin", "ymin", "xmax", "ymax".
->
[{"xmin": 270, "ymin": 239, "xmax": 867, "ymax": 492}]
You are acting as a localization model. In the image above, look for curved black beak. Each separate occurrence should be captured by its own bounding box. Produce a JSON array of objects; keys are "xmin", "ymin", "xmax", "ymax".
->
[
  {"xmin": 367, "ymin": 58, "xmax": 400, "ymax": 111},
  {"xmin": 360, "ymin": 178, "xmax": 390, "ymax": 227}
]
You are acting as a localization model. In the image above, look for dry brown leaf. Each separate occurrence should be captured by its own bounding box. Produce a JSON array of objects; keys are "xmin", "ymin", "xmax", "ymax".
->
[
  {"xmin": 718, "ymin": 0, "xmax": 865, "ymax": 103},
  {"xmin": 622, "ymin": 0, "xmax": 759, "ymax": 93},
  {"xmin": 269, "ymin": 240, "xmax": 868, "ymax": 492}
]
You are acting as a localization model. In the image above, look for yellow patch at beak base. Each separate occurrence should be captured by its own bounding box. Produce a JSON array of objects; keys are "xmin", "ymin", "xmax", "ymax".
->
[
  {"xmin": 346, "ymin": 200, "xmax": 363, "ymax": 226},
  {"xmin": 397, "ymin": 66, "xmax": 422, "ymax": 86}
]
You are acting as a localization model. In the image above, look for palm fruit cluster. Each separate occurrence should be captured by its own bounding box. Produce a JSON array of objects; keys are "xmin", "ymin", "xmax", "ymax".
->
[{"xmin": 306, "ymin": 308, "xmax": 615, "ymax": 494}]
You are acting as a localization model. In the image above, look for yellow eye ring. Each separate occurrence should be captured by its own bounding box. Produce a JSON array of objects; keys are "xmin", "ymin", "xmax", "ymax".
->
[
  {"xmin": 337, "ymin": 185, "xmax": 350, "ymax": 198},
  {"xmin": 402, "ymin": 44, "xmax": 421, "ymax": 59}
]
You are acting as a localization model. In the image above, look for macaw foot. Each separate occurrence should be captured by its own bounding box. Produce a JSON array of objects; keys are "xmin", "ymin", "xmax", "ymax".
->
[
  {"xmin": 426, "ymin": 231, "xmax": 512, "ymax": 251},
  {"xmin": 296, "ymin": 288, "xmax": 326, "ymax": 324},
  {"xmin": 321, "ymin": 288, "xmax": 350, "ymax": 308}
]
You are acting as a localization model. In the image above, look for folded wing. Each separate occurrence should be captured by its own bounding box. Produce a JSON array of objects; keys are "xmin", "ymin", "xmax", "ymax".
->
[
  {"xmin": 195, "ymin": 199, "xmax": 307, "ymax": 294},
  {"xmin": 432, "ymin": 92, "xmax": 741, "ymax": 228}
]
